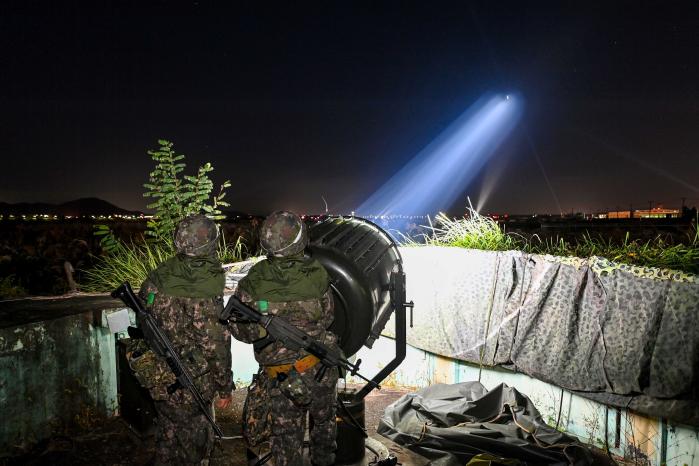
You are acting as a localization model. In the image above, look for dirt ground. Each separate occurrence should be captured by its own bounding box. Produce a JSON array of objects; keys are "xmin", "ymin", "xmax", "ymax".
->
[
  {"xmin": 2, "ymin": 386, "xmax": 411, "ymax": 466},
  {"xmin": 2, "ymin": 385, "xmax": 626, "ymax": 466}
]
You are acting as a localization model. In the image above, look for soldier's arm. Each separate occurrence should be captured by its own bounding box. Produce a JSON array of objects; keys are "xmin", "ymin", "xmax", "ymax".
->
[
  {"xmin": 227, "ymin": 287, "xmax": 267, "ymax": 343},
  {"xmin": 319, "ymin": 288, "xmax": 335, "ymax": 330},
  {"xmin": 208, "ymin": 296, "xmax": 234, "ymax": 398}
]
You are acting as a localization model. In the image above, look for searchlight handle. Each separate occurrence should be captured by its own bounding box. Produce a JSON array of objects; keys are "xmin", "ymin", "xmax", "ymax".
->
[
  {"xmin": 355, "ymin": 269, "xmax": 411, "ymax": 400},
  {"xmin": 406, "ymin": 300, "xmax": 414, "ymax": 328}
]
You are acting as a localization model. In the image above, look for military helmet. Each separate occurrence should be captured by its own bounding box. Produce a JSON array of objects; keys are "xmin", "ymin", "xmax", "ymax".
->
[
  {"xmin": 173, "ymin": 214, "xmax": 219, "ymax": 257},
  {"xmin": 260, "ymin": 211, "xmax": 308, "ymax": 257}
]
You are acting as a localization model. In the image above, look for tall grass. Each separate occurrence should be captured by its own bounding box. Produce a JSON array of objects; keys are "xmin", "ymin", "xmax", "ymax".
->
[
  {"xmin": 81, "ymin": 240, "xmax": 174, "ymax": 293},
  {"xmin": 82, "ymin": 235, "xmax": 248, "ymax": 293},
  {"xmin": 527, "ymin": 231, "xmax": 699, "ymax": 273},
  {"xmin": 218, "ymin": 234, "xmax": 248, "ymax": 264},
  {"xmin": 417, "ymin": 211, "xmax": 519, "ymax": 251},
  {"xmin": 406, "ymin": 208, "xmax": 699, "ymax": 275}
]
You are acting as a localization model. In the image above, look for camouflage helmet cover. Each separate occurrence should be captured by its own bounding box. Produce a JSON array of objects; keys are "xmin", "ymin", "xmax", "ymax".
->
[
  {"xmin": 173, "ymin": 214, "xmax": 219, "ymax": 256},
  {"xmin": 260, "ymin": 211, "xmax": 308, "ymax": 257}
]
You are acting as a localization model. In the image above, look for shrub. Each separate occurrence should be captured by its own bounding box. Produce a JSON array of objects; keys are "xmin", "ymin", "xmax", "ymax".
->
[
  {"xmin": 143, "ymin": 139, "xmax": 230, "ymax": 244},
  {"xmin": 84, "ymin": 140, "xmax": 239, "ymax": 292}
]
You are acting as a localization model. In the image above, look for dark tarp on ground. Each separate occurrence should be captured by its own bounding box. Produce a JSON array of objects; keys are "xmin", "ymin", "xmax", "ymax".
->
[
  {"xmin": 394, "ymin": 247, "xmax": 699, "ymax": 426},
  {"xmin": 378, "ymin": 382, "xmax": 613, "ymax": 466}
]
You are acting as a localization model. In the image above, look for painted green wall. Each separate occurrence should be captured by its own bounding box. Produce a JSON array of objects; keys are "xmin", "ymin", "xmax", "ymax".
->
[{"xmin": 0, "ymin": 312, "xmax": 118, "ymax": 451}]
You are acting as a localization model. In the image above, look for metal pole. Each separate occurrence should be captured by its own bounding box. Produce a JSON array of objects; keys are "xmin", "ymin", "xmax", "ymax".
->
[{"xmin": 355, "ymin": 270, "xmax": 409, "ymax": 400}]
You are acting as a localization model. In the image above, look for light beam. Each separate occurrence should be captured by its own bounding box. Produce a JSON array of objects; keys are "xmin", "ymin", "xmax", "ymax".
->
[{"xmin": 357, "ymin": 93, "xmax": 523, "ymax": 216}]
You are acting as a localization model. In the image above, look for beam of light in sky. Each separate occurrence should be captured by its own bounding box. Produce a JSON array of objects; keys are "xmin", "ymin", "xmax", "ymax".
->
[
  {"xmin": 526, "ymin": 132, "xmax": 562, "ymax": 215},
  {"xmin": 357, "ymin": 93, "xmax": 523, "ymax": 216},
  {"xmin": 476, "ymin": 154, "xmax": 509, "ymax": 213}
]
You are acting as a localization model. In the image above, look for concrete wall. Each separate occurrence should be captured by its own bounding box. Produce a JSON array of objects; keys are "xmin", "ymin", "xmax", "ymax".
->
[
  {"xmin": 369, "ymin": 338, "xmax": 699, "ymax": 466},
  {"xmin": 0, "ymin": 304, "xmax": 121, "ymax": 452},
  {"xmin": 3, "ymin": 242, "xmax": 698, "ymax": 466},
  {"xmin": 230, "ymin": 336, "xmax": 699, "ymax": 465}
]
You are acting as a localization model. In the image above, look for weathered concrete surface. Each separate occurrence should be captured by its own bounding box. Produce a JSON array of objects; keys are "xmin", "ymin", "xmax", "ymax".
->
[{"xmin": 0, "ymin": 297, "xmax": 121, "ymax": 453}]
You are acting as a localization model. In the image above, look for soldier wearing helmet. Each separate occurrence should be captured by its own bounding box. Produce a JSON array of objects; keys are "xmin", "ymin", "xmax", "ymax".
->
[
  {"xmin": 230, "ymin": 211, "xmax": 339, "ymax": 466},
  {"xmin": 134, "ymin": 214, "xmax": 233, "ymax": 465}
]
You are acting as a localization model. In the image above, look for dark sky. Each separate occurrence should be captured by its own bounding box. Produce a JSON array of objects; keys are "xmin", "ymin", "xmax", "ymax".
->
[{"xmin": 1, "ymin": 2, "xmax": 698, "ymax": 215}]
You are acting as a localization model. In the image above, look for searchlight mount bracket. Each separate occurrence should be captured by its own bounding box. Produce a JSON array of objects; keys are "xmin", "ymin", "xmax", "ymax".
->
[{"xmin": 355, "ymin": 266, "xmax": 412, "ymax": 400}]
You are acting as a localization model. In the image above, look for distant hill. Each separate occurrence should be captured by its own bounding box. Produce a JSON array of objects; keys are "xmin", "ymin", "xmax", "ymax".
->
[{"xmin": 0, "ymin": 198, "xmax": 143, "ymax": 217}]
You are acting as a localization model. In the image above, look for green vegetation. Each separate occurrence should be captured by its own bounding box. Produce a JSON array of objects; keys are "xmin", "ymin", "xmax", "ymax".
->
[
  {"xmin": 83, "ymin": 140, "xmax": 244, "ymax": 292},
  {"xmin": 417, "ymin": 211, "xmax": 519, "ymax": 251},
  {"xmin": 527, "ymin": 230, "xmax": 699, "ymax": 274},
  {"xmin": 218, "ymin": 232, "xmax": 247, "ymax": 265},
  {"xmin": 406, "ymin": 206, "xmax": 699, "ymax": 275},
  {"xmin": 82, "ymin": 235, "xmax": 247, "ymax": 293},
  {"xmin": 82, "ymin": 240, "xmax": 173, "ymax": 293},
  {"xmin": 142, "ymin": 140, "xmax": 230, "ymax": 244}
]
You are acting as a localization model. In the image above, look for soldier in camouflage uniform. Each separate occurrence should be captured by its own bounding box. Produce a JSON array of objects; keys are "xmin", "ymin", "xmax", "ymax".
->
[
  {"xmin": 229, "ymin": 211, "xmax": 338, "ymax": 466},
  {"xmin": 134, "ymin": 214, "xmax": 234, "ymax": 465}
]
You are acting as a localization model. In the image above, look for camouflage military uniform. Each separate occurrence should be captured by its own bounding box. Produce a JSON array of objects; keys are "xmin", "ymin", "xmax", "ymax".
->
[
  {"xmin": 229, "ymin": 211, "xmax": 339, "ymax": 466},
  {"xmin": 134, "ymin": 215, "xmax": 232, "ymax": 466}
]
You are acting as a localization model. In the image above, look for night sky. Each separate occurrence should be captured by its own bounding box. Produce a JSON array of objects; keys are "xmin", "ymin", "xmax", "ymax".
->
[{"xmin": 1, "ymin": 2, "xmax": 698, "ymax": 215}]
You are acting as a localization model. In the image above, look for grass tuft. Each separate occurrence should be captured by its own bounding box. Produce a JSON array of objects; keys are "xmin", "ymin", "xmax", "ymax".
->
[
  {"xmin": 82, "ymin": 234, "xmax": 248, "ymax": 293},
  {"xmin": 81, "ymin": 239, "xmax": 174, "ymax": 293},
  {"xmin": 415, "ymin": 210, "xmax": 519, "ymax": 251}
]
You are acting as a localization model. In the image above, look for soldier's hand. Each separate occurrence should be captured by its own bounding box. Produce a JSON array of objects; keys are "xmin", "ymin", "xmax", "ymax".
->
[{"xmin": 215, "ymin": 393, "xmax": 233, "ymax": 410}]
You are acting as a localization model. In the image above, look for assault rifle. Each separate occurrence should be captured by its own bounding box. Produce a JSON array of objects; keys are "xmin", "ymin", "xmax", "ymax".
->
[
  {"xmin": 112, "ymin": 282, "xmax": 225, "ymax": 438},
  {"xmin": 220, "ymin": 295, "xmax": 378, "ymax": 389}
]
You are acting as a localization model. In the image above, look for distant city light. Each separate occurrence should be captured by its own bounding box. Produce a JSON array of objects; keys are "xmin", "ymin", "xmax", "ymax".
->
[
  {"xmin": 0, "ymin": 212, "xmax": 146, "ymax": 222},
  {"xmin": 357, "ymin": 93, "xmax": 523, "ymax": 217}
]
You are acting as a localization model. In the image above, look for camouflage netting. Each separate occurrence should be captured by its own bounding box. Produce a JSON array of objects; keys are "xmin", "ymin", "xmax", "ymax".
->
[{"xmin": 391, "ymin": 247, "xmax": 699, "ymax": 426}]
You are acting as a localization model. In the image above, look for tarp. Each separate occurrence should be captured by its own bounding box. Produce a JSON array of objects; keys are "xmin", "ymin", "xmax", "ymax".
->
[
  {"xmin": 391, "ymin": 247, "xmax": 699, "ymax": 426},
  {"xmin": 378, "ymin": 381, "xmax": 612, "ymax": 466}
]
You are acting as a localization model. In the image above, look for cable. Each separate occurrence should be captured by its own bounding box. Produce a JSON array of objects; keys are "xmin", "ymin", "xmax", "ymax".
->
[{"xmin": 555, "ymin": 387, "xmax": 564, "ymax": 430}]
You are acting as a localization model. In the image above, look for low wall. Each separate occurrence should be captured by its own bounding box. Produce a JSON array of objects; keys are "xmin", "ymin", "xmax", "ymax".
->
[
  {"xmin": 3, "ymin": 244, "xmax": 698, "ymax": 464},
  {"xmin": 230, "ymin": 336, "xmax": 699, "ymax": 466},
  {"xmin": 229, "ymin": 244, "xmax": 699, "ymax": 465},
  {"xmin": 386, "ymin": 246, "xmax": 699, "ymax": 426},
  {"xmin": 0, "ymin": 295, "xmax": 124, "ymax": 453},
  {"xmin": 363, "ymin": 339, "xmax": 699, "ymax": 466}
]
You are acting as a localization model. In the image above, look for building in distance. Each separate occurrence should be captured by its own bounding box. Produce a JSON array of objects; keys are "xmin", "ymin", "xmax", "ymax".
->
[{"xmin": 600, "ymin": 207, "xmax": 681, "ymax": 219}]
